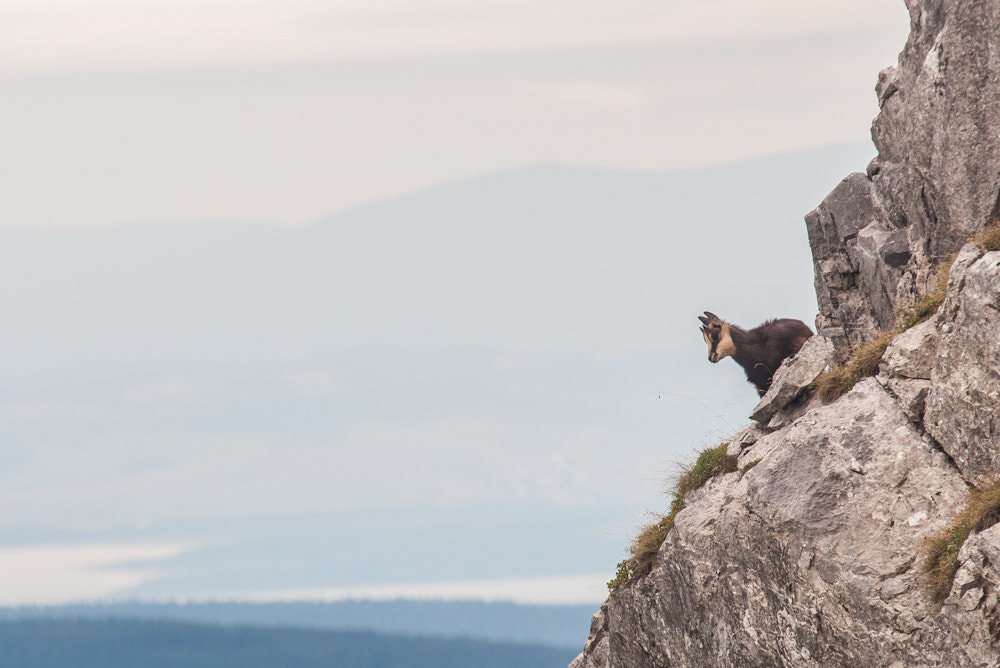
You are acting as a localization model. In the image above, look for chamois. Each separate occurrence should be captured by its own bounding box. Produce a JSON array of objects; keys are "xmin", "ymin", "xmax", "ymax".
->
[{"xmin": 698, "ymin": 311, "xmax": 813, "ymax": 397}]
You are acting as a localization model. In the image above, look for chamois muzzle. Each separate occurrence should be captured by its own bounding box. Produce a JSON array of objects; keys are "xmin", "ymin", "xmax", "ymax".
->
[{"xmin": 698, "ymin": 311, "xmax": 725, "ymax": 363}]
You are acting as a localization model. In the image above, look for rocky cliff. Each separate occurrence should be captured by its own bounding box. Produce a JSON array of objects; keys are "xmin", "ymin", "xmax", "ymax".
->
[
  {"xmin": 810, "ymin": 0, "xmax": 1000, "ymax": 352},
  {"xmin": 571, "ymin": 1, "xmax": 1000, "ymax": 666}
]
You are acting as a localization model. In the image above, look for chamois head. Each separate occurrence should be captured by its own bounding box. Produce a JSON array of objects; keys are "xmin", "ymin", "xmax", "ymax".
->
[{"xmin": 698, "ymin": 311, "xmax": 735, "ymax": 363}]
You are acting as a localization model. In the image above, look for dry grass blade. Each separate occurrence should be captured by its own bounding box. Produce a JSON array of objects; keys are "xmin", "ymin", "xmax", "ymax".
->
[
  {"xmin": 811, "ymin": 332, "xmax": 894, "ymax": 403},
  {"xmin": 977, "ymin": 221, "xmax": 1000, "ymax": 252},
  {"xmin": 923, "ymin": 479, "xmax": 1000, "ymax": 604}
]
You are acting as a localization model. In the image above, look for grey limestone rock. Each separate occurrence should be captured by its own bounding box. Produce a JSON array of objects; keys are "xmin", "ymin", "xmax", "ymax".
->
[
  {"xmin": 572, "ymin": 381, "xmax": 984, "ymax": 667},
  {"xmin": 880, "ymin": 376, "xmax": 933, "ymax": 424},
  {"xmin": 763, "ymin": 392, "xmax": 824, "ymax": 431},
  {"xmin": 806, "ymin": 173, "xmax": 883, "ymax": 352},
  {"xmin": 726, "ymin": 423, "xmax": 769, "ymax": 457},
  {"xmin": 749, "ymin": 336, "xmax": 834, "ymax": 425},
  {"xmin": 875, "ymin": 312, "xmax": 942, "ymax": 423},
  {"xmin": 807, "ymin": 0, "xmax": 1000, "ymax": 355},
  {"xmin": 569, "ymin": 610, "xmax": 610, "ymax": 668},
  {"xmin": 924, "ymin": 248, "xmax": 1000, "ymax": 483},
  {"xmin": 881, "ymin": 315, "xmax": 940, "ymax": 380}
]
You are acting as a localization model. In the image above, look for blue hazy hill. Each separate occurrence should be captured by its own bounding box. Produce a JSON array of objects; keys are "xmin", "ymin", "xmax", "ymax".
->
[
  {"xmin": 0, "ymin": 619, "xmax": 578, "ymax": 668},
  {"xmin": 0, "ymin": 142, "xmax": 873, "ymax": 374},
  {"xmin": 0, "ymin": 601, "xmax": 594, "ymax": 648}
]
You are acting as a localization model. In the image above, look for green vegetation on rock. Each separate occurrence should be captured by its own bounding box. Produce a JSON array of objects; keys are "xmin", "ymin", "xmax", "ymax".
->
[
  {"xmin": 608, "ymin": 443, "xmax": 738, "ymax": 592},
  {"xmin": 923, "ymin": 479, "xmax": 1000, "ymax": 604}
]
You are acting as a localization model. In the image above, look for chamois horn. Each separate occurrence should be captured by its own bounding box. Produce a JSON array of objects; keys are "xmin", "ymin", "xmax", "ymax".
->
[{"xmin": 698, "ymin": 311, "xmax": 723, "ymax": 327}]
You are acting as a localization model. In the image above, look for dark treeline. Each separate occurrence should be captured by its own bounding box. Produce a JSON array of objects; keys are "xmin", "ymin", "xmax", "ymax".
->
[
  {"xmin": 0, "ymin": 619, "xmax": 578, "ymax": 668},
  {"xmin": 0, "ymin": 600, "xmax": 593, "ymax": 648}
]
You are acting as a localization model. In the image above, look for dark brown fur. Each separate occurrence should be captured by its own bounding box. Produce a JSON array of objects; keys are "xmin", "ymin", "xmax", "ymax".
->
[{"xmin": 699, "ymin": 311, "xmax": 813, "ymax": 397}]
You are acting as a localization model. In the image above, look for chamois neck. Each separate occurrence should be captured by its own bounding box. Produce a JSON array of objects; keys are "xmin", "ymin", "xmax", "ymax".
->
[{"xmin": 726, "ymin": 323, "xmax": 747, "ymax": 340}]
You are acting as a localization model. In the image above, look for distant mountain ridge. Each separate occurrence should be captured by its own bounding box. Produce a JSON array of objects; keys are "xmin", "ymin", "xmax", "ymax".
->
[
  {"xmin": 0, "ymin": 143, "xmax": 873, "ymax": 376},
  {"xmin": 0, "ymin": 600, "xmax": 592, "ymax": 648},
  {"xmin": 0, "ymin": 618, "xmax": 578, "ymax": 668}
]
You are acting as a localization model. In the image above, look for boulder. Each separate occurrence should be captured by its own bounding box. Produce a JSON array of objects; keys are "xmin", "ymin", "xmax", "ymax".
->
[
  {"xmin": 924, "ymin": 249, "xmax": 1000, "ymax": 483},
  {"xmin": 881, "ymin": 316, "xmax": 940, "ymax": 380},
  {"xmin": 879, "ymin": 376, "xmax": 933, "ymax": 424},
  {"xmin": 726, "ymin": 423, "xmax": 769, "ymax": 457},
  {"xmin": 749, "ymin": 336, "xmax": 834, "ymax": 425},
  {"xmin": 875, "ymin": 311, "xmax": 942, "ymax": 423}
]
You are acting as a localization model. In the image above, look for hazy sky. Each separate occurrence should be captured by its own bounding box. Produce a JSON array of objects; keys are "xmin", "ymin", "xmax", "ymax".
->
[
  {"xmin": 0, "ymin": 1, "xmax": 913, "ymax": 607},
  {"xmin": 1, "ymin": 0, "xmax": 909, "ymax": 227}
]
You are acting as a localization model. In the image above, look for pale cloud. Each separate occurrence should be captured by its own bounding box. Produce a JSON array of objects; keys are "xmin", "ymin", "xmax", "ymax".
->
[
  {"xmin": 529, "ymin": 81, "xmax": 647, "ymax": 111},
  {"xmin": 0, "ymin": 401, "xmax": 99, "ymax": 420},
  {"xmin": 282, "ymin": 369, "xmax": 338, "ymax": 398},
  {"xmin": 122, "ymin": 377, "xmax": 203, "ymax": 403},
  {"xmin": 0, "ymin": 543, "xmax": 188, "ymax": 606},
  {"xmin": 173, "ymin": 573, "xmax": 609, "ymax": 605},
  {"xmin": 0, "ymin": 432, "xmax": 284, "ymax": 532},
  {"xmin": 0, "ymin": 0, "xmax": 908, "ymax": 228},
  {"xmin": 0, "ymin": 0, "xmax": 906, "ymax": 75}
]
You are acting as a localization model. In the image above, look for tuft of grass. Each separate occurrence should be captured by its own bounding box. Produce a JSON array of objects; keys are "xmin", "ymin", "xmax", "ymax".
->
[
  {"xmin": 740, "ymin": 458, "xmax": 763, "ymax": 475},
  {"xmin": 850, "ymin": 332, "xmax": 895, "ymax": 377},
  {"xmin": 977, "ymin": 221, "xmax": 1000, "ymax": 252},
  {"xmin": 812, "ymin": 366, "xmax": 856, "ymax": 403},
  {"xmin": 922, "ymin": 479, "xmax": 1000, "ymax": 604},
  {"xmin": 608, "ymin": 507, "xmax": 680, "ymax": 591},
  {"xmin": 608, "ymin": 444, "xmax": 737, "ymax": 592},
  {"xmin": 672, "ymin": 442, "xmax": 739, "ymax": 497},
  {"xmin": 811, "ymin": 332, "xmax": 894, "ymax": 403},
  {"xmin": 896, "ymin": 283, "xmax": 947, "ymax": 332}
]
